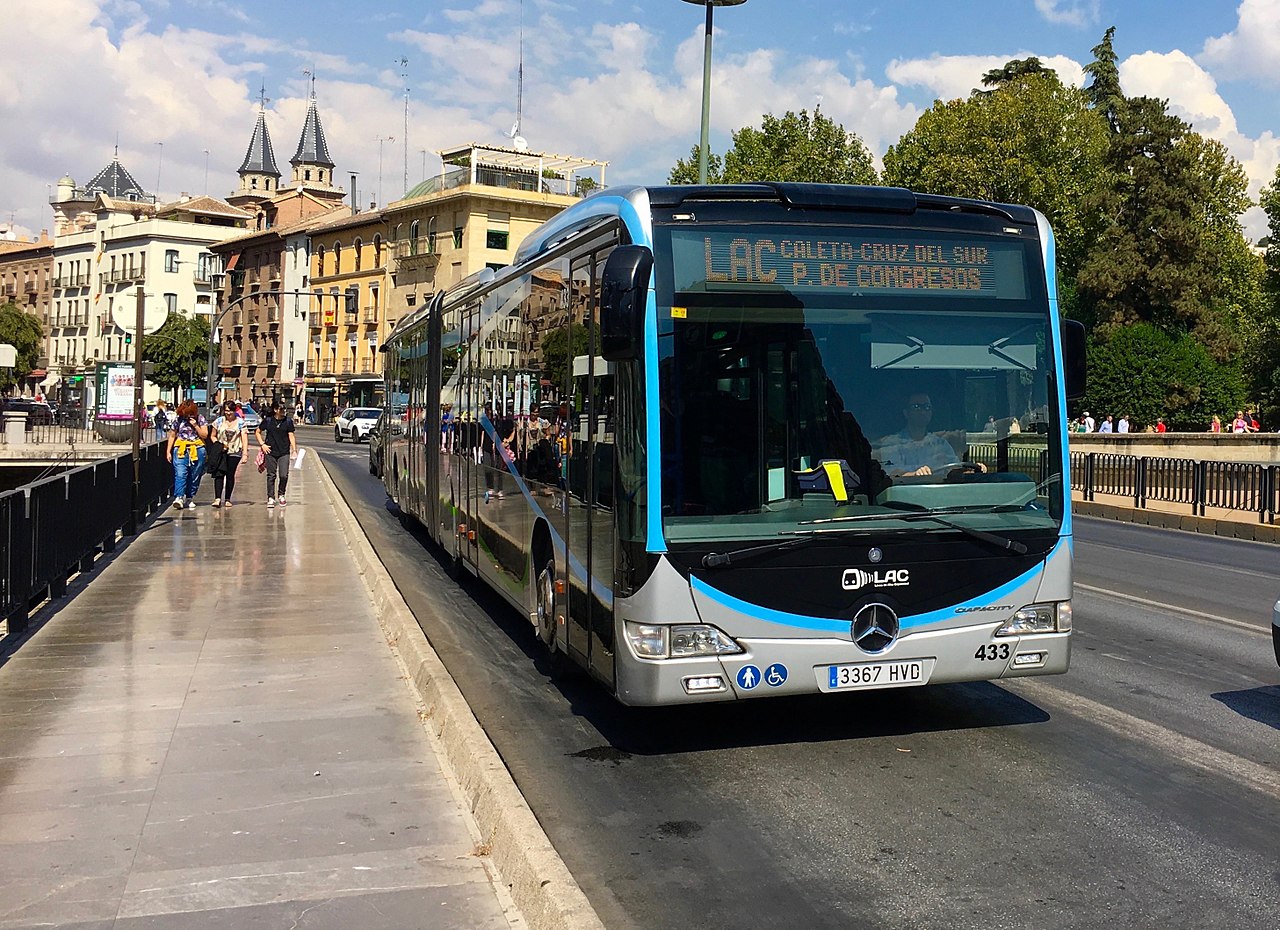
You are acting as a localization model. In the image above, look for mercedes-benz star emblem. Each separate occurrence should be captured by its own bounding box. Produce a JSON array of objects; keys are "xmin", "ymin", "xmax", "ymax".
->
[
  {"xmin": 852, "ymin": 603, "xmax": 900, "ymax": 654},
  {"xmin": 868, "ymin": 547, "xmax": 883, "ymax": 563}
]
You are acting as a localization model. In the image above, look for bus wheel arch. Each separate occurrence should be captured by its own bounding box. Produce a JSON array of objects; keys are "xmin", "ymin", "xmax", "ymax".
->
[{"xmin": 531, "ymin": 522, "xmax": 567, "ymax": 676}]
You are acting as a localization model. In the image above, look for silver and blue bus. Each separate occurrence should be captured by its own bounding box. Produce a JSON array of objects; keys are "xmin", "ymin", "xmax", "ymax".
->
[{"xmin": 381, "ymin": 183, "xmax": 1086, "ymax": 705}]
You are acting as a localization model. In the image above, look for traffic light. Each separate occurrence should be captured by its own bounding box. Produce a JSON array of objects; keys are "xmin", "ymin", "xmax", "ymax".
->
[{"xmin": 124, "ymin": 332, "xmax": 133, "ymax": 346}]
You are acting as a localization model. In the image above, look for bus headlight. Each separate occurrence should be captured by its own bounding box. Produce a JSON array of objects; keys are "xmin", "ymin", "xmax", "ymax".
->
[
  {"xmin": 996, "ymin": 603, "xmax": 1058, "ymax": 636},
  {"xmin": 624, "ymin": 621, "xmax": 743, "ymax": 659}
]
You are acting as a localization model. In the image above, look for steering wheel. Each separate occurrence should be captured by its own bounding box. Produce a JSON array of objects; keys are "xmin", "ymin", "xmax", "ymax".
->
[{"xmin": 940, "ymin": 461, "xmax": 984, "ymax": 477}]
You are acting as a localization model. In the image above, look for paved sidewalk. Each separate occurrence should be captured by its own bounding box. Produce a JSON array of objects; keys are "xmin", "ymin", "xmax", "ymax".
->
[{"xmin": 0, "ymin": 459, "xmax": 518, "ymax": 928}]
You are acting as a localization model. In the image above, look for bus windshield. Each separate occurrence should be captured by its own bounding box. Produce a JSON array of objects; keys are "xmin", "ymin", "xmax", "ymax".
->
[{"xmin": 655, "ymin": 222, "xmax": 1062, "ymax": 545}]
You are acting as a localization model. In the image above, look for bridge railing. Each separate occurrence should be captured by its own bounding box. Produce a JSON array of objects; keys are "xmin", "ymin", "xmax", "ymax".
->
[
  {"xmin": 0, "ymin": 443, "xmax": 172, "ymax": 640},
  {"xmin": 1069, "ymin": 451, "xmax": 1279, "ymax": 523}
]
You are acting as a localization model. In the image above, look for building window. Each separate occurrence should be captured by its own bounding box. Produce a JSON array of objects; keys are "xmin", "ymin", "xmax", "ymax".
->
[
  {"xmin": 165, "ymin": 250, "xmax": 179, "ymax": 273},
  {"xmin": 486, "ymin": 230, "xmax": 509, "ymax": 250},
  {"xmin": 316, "ymin": 245, "xmax": 325, "ymax": 276},
  {"xmin": 164, "ymin": 293, "xmax": 178, "ymax": 315},
  {"xmin": 453, "ymin": 226, "xmax": 463, "ymax": 249},
  {"xmin": 333, "ymin": 241, "xmax": 342, "ymax": 275},
  {"xmin": 353, "ymin": 238, "xmax": 362, "ymax": 271},
  {"xmin": 373, "ymin": 235, "xmax": 382, "ymax": 265},
  {"xmin": 305, "ymin": 169, "xmax": 312, "ymax": 181}
]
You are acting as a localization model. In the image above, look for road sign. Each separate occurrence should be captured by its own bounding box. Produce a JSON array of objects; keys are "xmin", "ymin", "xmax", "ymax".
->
[
  {"xmin": 111, "ymin": 301, "xmax": 169, "ymax": 336},
  {"xmin": 218, "ymin": 380, "xmax": 236, "ymax": 389}
]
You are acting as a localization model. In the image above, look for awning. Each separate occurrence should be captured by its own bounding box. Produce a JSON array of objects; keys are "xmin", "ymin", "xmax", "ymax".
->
[
  {"xmin": 224, "ymin": 252, "xmax": 241, "ymax": 271},
  {"xmin": 28, "ymin": 369, "xmax": 47, "ymax": 378},
  {"xmin": 40, "ymin": 373, "xmax": 60, "ymax": 389}
]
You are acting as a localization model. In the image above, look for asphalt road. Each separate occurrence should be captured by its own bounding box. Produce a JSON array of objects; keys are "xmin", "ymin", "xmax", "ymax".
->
[{"xmin": 311, "ymin": 427, "xmax": 1280, "ymax": 930}]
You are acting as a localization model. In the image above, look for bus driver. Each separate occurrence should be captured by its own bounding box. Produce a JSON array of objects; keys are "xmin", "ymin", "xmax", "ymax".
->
[{"xmin": 877, "ymin": 392, "xmax": 977, "ymax": 477}]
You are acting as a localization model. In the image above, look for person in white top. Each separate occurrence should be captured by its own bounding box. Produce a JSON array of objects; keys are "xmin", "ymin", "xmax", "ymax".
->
[
  {"xmin": 876, "ymin": 392, "xmax": 977, "ymax": 477},
  {"xmin": 1082, "ymin": 411, "xmax": 1096, "ymax": 432},
  {"xmin": 1117, "ymin": 415, "xmax": 1129, "ymax": 433}
]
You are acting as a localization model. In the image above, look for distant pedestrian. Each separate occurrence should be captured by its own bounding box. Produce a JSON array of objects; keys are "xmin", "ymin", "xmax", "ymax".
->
[
  {"xmin": 1082, "ymin": 411, "xmax": 1095, "ymax": 433},
  {"xmin": 1117, "ymin": 415, "xmax": 1130, "ymax": 434},
  {"xmin": 256, "ymin": 400, "xmax": 297, "ymax": 508},
  {"xmin": 209, "ymin": 401, "xmax": 248, "ymax": 508},
  {"xmin": 1155, "ymin": 417, "xmax": 1167, "ymax": 433},
  {"xmin": 1098, "ymin": 415, "xmax": 1113, "ymax": 434},
  {"xmin": 152, "ymin": 399, "xmax": 171, "ymax": 441},
  {"xmin": 166, "ymin": 399, "xmax": 209, "ymax": 510},
  {"xmin": 306, "ymin": 400, "xmax": 316, "ymax": 425},
  {"xmin": 440, "ymin": 402, "xmax": 455, "ymax": 452}
]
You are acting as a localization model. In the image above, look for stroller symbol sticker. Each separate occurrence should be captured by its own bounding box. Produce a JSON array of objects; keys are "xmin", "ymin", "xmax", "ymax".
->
[{"xmin": 764, "ymin": 664, "xmax": 788, "ymax": 687}]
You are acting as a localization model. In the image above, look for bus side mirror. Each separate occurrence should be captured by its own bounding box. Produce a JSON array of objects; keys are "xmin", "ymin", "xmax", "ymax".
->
[
  {"xmin": 601, "ymin": 246, "xmax": 652, "ymax": 361},
  {"xmin": 1062, "ymin": 319, "xmax": 1086, "ymax": 400}
]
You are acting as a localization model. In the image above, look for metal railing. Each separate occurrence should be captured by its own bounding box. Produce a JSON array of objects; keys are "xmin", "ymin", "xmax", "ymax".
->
[
  {"xmin": 1, "ymin": 422, "xmax": 106, "ymax": 445},
  {"xmin": 1, "ymin": 442, "xmax": 172, "ymax": 638},
  {"xmin": 1070, "ymin": 451, "xmax": 1279, "ymax": 523}
]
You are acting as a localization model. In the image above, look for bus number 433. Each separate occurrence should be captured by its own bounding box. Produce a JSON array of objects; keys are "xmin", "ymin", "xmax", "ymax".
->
[{"xmin": 975, "ymin": 643, "xmax": 1011, "ymax": 661}]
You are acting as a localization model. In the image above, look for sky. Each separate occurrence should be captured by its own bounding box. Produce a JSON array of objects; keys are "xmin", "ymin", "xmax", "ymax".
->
[{"xmin": 3, "ymin": 0, "xmax": 1279, "ymax": 241}]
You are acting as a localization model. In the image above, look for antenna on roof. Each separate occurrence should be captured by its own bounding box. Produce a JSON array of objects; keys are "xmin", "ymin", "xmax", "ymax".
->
[{"xmin": 507, "ymin": 0, "xmax": 527, "ymax": 150}]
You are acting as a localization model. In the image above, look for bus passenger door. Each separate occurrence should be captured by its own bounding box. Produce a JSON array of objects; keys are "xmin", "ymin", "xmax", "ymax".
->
[{"xmin": 457, "ymin": 298, "xmax": 482, "ymax": 572}]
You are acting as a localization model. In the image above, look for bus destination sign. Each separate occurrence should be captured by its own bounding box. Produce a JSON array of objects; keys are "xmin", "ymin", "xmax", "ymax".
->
[{"xmin": 670, "ymin": 228, "xmax": 1029, "ymax": 299}]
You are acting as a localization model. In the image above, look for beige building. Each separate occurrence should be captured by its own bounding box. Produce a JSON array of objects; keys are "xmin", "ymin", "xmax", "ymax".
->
[
  {"xmin": 0, "ymin": 232, "xmax": 54, "ymax": 396},
  {"xmin": 299, "ymin": 143, "xmax": 607, "ymax": 417},
  {"xmin": 383, "ymin": 143, "xmax": 607, "ymax": 343}
]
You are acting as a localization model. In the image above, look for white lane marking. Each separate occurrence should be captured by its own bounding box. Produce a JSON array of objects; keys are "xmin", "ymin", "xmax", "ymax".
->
[
  {"xmin": 1008, "ymin": 679, "xmax": 1280, "ymax": 801},
  {"xmin": 1078, "ymin": 537, "xmax": 1276, "ymax": 582},
  {"xmin": 1075, "ymin": 582, "xmax": 1268, "ymax": 637},
  {"xmin": 1100, "ymin": 653, "xmax": 1130, "ymax": 662}
]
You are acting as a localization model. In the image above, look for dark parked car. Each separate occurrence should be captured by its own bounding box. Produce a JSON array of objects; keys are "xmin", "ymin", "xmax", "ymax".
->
[{"xmin": 2, "ymin": 397, "xmax": 55, "ymax": 428}]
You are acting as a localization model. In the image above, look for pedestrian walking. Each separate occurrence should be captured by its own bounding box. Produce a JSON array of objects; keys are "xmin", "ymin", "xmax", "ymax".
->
[
  {"xmin": 151, "ymin": 399, "xmax": 171, "ymax": 441},
  {"xmin": 1209, "ymin": 414, "xmax": 1222, "ymax": 433},
  {"xmin": 255, "ymin": 400, "xmax": 298, "ymax": 508},
  {"xmin": 209, "ymin": 400, "xmax": 248, "ymax": 508},
  {"xmin": 166, "ymin": 399, "xmax": 209, "ymax": 510}
]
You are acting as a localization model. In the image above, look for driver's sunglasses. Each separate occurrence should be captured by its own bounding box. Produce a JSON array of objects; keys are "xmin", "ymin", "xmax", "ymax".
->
[{"xmin": 906, "ymin": 402, "xmax": 933, "ymax": 411}]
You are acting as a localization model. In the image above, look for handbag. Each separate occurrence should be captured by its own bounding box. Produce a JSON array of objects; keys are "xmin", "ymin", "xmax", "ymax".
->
[
  {"xmin": 255, "ymin": 448, "xmax": 266, "ymax": 473},
  {"xmin": 205, "ymin": 440, "xmax": 225, "ymax": 474}
]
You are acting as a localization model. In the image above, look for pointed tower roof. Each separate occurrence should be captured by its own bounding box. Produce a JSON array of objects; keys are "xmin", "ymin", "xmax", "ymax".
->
[
  {"xmin": 85, "ymin": 151, "xmax": 149, "ymax": 201},
  {"xmin": 239, "ymin": 103, "xmax": 281, "ymax": 179},
  {"xmin": 290, "ymin": 79, "xmax": 334, "ymax": 170}
]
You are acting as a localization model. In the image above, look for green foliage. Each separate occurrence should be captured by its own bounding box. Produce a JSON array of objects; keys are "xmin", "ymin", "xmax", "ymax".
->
[
  {"xmin": 979, "ymin": 57, "xmax": 1053, "ymax": 91},
  {"xmin": 669, "ymin": 109, "xmax": 876, "ymax": 185},
  {"xmin": 1083, "ymin": 323, "xmax": 1247, "ymax": 431},
  {"xmin": 0, "ymin": 302, "xmax": 46, "ymax": 393},
  {"xmin": 1250, "ymin": 165, "xmax": 1280, "ymax": 422},
  {"xmin": 669, "ymin": 146, "xmax": 723, "ymax": 185},
  {"xmin": 142, "ymin": 313, "xmax": 210, "ymax": 393},
  {"xmin": 882, "ymin": 69, "xmax": 1109, "ymax": 286},
  {"xmin": 540, "ymin": 322, "xmax": 588, "ymax": 394},
  {"xmin": 1084, "ymin": 26, "xmax": 1124, "ymax": 132}
]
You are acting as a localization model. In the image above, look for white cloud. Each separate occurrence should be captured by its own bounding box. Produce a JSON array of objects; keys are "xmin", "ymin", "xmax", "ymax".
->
[
  {"xmin": 1199, "ymin": 0, "xmax": 1280, "ymax": 83},
  {"xmin": 1033, "ymin": 0, "xmax": 1100, "ymax": 27},
  {"xmin": 885, "ymin": 53, "xmax": 1086, "ymax": 101}
]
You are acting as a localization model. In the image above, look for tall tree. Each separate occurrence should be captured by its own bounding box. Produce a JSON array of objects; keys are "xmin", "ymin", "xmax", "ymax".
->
[
  {"xmin": 668, "ymin": 145, "xmax": 723, "ymax": 185},
  {"xmin": 1250, "ymin": 165, "xmax": 1280, "ymax": 421},
  {"xmin": 882, "ymin": 67, "xmax": 1109, "ymax": 300},
  {"xmin": 979, "ymin": 57, "xmax": 1051, "ymax": 91},
  {"xmin": 143, "ymin": 313, "xmax": 210, "ymax": 399},
  {"xmin": 0, "ymin": 302, "xmax": 46, "ymax": 394},
  {"xmin": 669, "ymin": 109, "xmax": 877, "ymax": 185},
  {"xmin": 1083, "ymin": 26, "xmax": 1124, "ymax": 133},
  {"xmin": 1075, "ymin": 95, "xmax": 1252, "ymax": 355}
]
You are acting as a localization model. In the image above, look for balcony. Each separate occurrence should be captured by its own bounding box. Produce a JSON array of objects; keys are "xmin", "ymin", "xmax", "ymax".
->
[
  {"xmin": 390, "ymin": 236, "xmax": 439, "ymax": 274},
  {"xmin": 361, "ymin": 359, "xmax": 375, "ymax": 373},
  {"xmin": 363, "ymin": 308, "xmax": 378, "ymax": 324},
  {"xmin": 320, "ymin": 362, "xmax": 334, "ymax": 375},
  {"xmin": 341, "ymin": 361, "xmax": 353, "ymax": 374},
  {"xmin": 25, "ymin": 281, "xmax": 39, "ymax": 294},
  {"xmin": 1, "ymin": 284, "xmax": 15, "ymax": 297}
]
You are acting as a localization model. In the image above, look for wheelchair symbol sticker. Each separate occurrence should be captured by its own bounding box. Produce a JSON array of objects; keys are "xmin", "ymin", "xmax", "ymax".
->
[
  {"xmin": 764, "ymin": 664, "xmax": 788, "ymax": 687},
  {"xmin": 736, "ymin": 665, "xmax": 762, "ymax": 690}
]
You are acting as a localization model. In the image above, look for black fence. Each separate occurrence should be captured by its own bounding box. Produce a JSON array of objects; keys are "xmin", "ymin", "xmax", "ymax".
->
[
  {"xmin": 0, "ymin": 442, "xmax": 172, "ymax": 638},
  {"xmin": 1070, "ymin": 451, "xmax": 1280, "ymax": 523},
  {"xmin": 0, "ymin": 422, "xmax": 105, "ymax": 446}
]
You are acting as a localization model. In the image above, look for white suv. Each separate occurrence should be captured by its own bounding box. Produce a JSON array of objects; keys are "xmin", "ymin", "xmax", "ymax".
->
[{"xmin": 334, "ymin": 407, "xmax": 381, "ymax": 442}]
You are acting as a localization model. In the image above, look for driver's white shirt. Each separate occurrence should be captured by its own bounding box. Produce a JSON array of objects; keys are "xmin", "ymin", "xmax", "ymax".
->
[{"xmin": 876, "ymin": 429, "xmax": 956, "ymax": 474}]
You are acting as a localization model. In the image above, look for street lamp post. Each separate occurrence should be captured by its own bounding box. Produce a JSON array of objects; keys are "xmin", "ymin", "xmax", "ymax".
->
[{"xmin": 681, "ymin": 0, "xmax": 747, "ymax": 185}]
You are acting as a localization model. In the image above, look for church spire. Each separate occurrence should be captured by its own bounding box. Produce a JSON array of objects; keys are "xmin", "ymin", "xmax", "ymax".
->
[
  {"xmin": 237, "ymin": 87, "xmax": 281, "ymax": 181},
  {"xmin": 291, "ymin": 71, "xmax": 335, "ymax": 172}
]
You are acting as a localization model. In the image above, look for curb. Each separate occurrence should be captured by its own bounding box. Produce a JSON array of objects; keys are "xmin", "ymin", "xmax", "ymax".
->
[
  {"xmin": 1073, "ymin": 499, "xmax": 1280, "ymax": 544},
  {"xmin": 314, "ymin": 457, "xmax": 606, "ymax": 930}
]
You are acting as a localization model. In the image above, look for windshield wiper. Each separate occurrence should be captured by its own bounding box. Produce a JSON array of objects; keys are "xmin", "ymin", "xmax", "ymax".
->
[
  {"xmin": 801, "ymin": 502, "xmax": 1028, "ymax": 554},
  {"xmin": 701, "ymin": 505, "xmax": 1030, "ymax": 568}
]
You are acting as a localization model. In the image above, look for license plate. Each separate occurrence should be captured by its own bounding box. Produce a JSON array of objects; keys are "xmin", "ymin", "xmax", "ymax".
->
[{"xmin": 823, "ymin": 659, "xmax": 932, "ymax": 691}]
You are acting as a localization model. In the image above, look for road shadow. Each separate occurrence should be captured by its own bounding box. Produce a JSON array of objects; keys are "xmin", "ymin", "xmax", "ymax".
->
[{"xmin": 1210, "ymin": 686, "xmax": 1280, "ymax": 730}]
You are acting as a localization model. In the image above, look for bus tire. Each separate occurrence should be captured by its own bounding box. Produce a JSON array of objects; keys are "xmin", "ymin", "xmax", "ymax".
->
[{"xmin": 536, "ymin": 557, "xmax": 568, "ymax": 678}]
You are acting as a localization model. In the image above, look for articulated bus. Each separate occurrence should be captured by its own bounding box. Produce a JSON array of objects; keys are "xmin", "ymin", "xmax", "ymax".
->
[{"xmin": 381, "ymin": 183, "xmax": 1086, "ymax": 705}]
